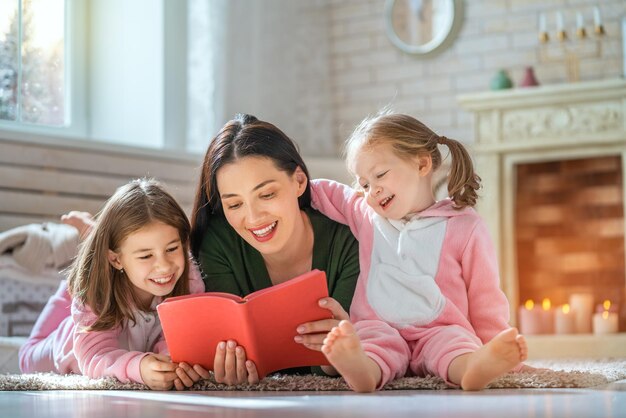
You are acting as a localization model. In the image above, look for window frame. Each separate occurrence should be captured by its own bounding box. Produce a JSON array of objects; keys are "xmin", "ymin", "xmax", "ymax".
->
[
  {"xmin": 0, "ymin": 0, "xmax": 195, "ymax": 155},
  {"xmin": 0, "ymin": 0, "xmax": 87, "ymax": 138}
]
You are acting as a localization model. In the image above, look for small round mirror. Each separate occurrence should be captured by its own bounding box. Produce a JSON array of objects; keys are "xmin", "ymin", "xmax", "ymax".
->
[{"xmin": 384, "ymin": 0, "xmax": 463, "ymax": 57}]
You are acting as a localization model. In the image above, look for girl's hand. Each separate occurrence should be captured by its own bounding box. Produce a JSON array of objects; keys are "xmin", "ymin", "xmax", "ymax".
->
[
  {"xmin": 294, "ymin": 297, "xmax": 349, "ymax": 352},
  {"xmin": 210, "ymin": 340, "xmax": 259, "ymax": 386},
  {"xmin": 173, "ymin": 362, "xmax": 204, "ymax": 391},
  {"xmin": 139, "ymin": 354, "xmax": 178, "ymax": 390}
]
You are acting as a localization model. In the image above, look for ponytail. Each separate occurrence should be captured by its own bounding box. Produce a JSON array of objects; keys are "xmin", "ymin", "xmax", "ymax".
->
[{"xmin": 438, "ymin": 136, "xmax": 481, "ymax": 209}]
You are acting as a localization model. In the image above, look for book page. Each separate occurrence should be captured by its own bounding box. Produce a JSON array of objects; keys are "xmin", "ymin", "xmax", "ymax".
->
[
  {"xmin": 157, "ymin": 296, "xmax": 253, "ymax": 370},
  {"xmin": 246, "ymin": 270, "xmax": 332, "ymax": 377}
]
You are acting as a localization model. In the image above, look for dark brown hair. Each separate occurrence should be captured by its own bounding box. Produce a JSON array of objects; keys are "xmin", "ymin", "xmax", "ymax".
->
[
  {"xmin": 346, "ymin": 112, "xmax": 481, "ymax": 209},
  {"xmin": 67, "ymin": 178, "xmax": 191, "ymax": 332},
  {"xmin": 190, "ymin": 114, "xmax": 312, "ymax": 259}
]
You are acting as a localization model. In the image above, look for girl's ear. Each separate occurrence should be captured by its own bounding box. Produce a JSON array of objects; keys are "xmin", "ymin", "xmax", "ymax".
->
[
  {"xmin": 294, "ymin": 166, "xmax": 308, "ymax": 197},
  {"xmin": 107, "ymin": 250, "xmax": 123, "ymax": 270},
  {"xmin": 416, "ymin": 154, "xmax": 433, "ymax": 176}
]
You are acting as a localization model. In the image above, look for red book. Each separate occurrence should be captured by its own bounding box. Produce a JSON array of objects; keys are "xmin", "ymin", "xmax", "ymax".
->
[{"xmin": 157, "ymin": 269, "xmax": 332, "ymax": 379}]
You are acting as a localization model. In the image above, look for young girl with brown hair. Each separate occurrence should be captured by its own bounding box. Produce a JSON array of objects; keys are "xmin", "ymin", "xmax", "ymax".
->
[
  {"xmin": 19, "ymin": 179, "xmax": 205, "ymax": 390},
  {"xmin": 311, "ymin": 112, "xmax": 528, "ymax": 392}
]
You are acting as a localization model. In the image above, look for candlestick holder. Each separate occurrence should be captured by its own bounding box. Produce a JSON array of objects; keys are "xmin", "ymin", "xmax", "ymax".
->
[{"xmin": 537, "ymin": 10, "xmax": 606, "ymax": 82}]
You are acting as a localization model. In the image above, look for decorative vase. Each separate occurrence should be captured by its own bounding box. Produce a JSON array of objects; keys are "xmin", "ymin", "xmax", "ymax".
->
[
  {"xmin": 490, "ymin": 69, "xmax": 513, "ymax": 90},
  {"xmin": 520, "ymin": 66, "xmax": 540, "ymax": 87}
]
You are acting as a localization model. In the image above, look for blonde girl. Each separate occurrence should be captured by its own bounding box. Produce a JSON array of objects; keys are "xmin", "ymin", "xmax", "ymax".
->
[
  {"xmin": 19, "ymin": 179, "xmax": 205, "ymax": 390},
  {"xmin": 311, "ymin": 112, "xmax": 528, "ymax": 392}
]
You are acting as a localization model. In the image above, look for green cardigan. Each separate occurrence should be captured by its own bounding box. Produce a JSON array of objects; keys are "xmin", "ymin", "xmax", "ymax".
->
[{"xmin": 196, "ymin": 207, "xmax": 360, "ymax": 375}]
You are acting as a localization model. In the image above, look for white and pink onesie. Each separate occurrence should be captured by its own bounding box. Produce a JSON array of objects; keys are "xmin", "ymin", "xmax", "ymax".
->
[{"xmin": 311, "ymin": 179, "xmax": 514, "ymax": 388}]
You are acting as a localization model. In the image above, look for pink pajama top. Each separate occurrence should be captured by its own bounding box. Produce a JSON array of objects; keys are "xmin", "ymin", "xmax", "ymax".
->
[{"xmin": 22, "ymin": 266, "xmax": 204, "ymax": 384}]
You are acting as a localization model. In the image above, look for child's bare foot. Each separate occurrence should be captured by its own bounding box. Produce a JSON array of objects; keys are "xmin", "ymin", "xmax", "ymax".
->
[
  {"xmin": 61, "ymin": 211, "xmax": 95, "ymax": 240},
  {"xmin": 461, "ymin": 327, "xmax": 527, "ymax": 391},
  {"xmin": 321, "ymin": 320, "xmax": 381, "ymax": 393}
]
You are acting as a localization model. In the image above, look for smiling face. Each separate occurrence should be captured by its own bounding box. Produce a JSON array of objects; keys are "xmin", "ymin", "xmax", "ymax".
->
[
  {"xmin": 216, "ymin": 156, "xmax": 308, "ymax": 256},
  {"xmin": 353, "ymin": 143, "xmax": 436, "ymax": 220},
  {"xmin": 107, "ymin": 221, "xmax": 186, "ymax": 309}
]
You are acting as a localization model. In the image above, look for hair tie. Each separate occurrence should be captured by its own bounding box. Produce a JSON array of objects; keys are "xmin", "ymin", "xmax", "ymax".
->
[{"xmin": 437, "ymin": 136, "xmax": 447, "ymax": 145}]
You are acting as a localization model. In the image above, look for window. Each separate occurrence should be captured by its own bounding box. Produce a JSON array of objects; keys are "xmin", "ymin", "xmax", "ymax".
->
[
  {"xmin": 0, "ymin": 0, "xmax": 198, "ymax": 154},
  {"xmin": 0, "ymin": 0, "xmax": 65, "ymax": 126}
]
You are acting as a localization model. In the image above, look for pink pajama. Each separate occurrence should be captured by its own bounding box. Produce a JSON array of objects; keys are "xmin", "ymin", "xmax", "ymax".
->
[
  {"xmin": 19, "ymin": 264, "xmax": 205, "ymax": 383},
  {"xmin": 18, "ymin": 280, "xmax": 77, "ymax": 374},
  {"xmin": 312, "ymin": 180, "xmax": 515, "ymax": 388}
]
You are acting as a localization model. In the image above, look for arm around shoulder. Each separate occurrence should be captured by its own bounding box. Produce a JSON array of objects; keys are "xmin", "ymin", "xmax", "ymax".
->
[{"xmin": 310, "ymin": 179, "xmax": 371, "ymax": 237}]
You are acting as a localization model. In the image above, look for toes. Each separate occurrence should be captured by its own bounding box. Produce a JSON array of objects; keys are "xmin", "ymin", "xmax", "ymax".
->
[{"xmin": 337, "ymin": 320, "xmax": 356, "ymax": 335}]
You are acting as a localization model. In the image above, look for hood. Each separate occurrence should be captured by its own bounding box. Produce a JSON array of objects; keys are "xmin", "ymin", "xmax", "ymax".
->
[
  {"xmin": 417, "ymin": 198, "xmax": 474, "ymax": 219},
  {"xmin": 387, "ymin": 198, "xmax": 474, "ymax": 232}
]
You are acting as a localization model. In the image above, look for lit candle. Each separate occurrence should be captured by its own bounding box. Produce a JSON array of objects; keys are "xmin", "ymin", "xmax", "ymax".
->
[
  {"xmin": 593, "ymin": 310, "xmax": 618, "ymax": 334},
  {"xmin": 539, "ymin": 298, "xmax": 555, "ymax": 334},
  {"xmin": 569, "ymin": 293, "xmax": 593, "ymax": 333},
  {"xmin": 518, "ymin": 300, "xmax": 543, "ymax": 335},
  {"xmin": 593, "ymin": 6, "xmax": 602, "ymax": 27},
  {"xmin": 595, "ymin": 299, "xmax": 618, "ymax": 313},
  {"xmin": 554, "ymin": 304, "xmax": 576, "ymax": 334}
]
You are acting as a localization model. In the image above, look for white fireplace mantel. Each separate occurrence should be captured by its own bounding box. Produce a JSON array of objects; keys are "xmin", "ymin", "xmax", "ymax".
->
[{"xmin": 457, "ymin": 79, "xmax": 626, "ymax": 358}]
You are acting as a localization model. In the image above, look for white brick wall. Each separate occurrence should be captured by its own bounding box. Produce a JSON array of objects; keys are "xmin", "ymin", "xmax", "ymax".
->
[{"xmin": 328, "ymin": 0, "xmax": 625, "ymax": 148}]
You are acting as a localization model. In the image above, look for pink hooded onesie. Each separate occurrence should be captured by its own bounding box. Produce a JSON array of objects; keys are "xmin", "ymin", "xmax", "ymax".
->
[{"xmin": 311, "ymin": 179, "xmax": 514, "ymax": 387}]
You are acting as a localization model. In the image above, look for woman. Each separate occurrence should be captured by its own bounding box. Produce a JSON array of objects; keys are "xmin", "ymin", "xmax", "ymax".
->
[{"xmin": 190, "ymin": 113, "xmax": 359, "ymax": 385}]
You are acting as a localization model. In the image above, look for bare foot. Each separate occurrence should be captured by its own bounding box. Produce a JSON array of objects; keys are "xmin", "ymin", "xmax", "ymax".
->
[
  {"xmin": 321, "ymin": 320, "xmax": 381, "ymax": 393},
  {"xmin": 461, "ymin": 327, "xmax": 527, "ymax": 391},
  {"xmin": 61, "ymin": 211, "xmax": 95, "ymax": 240},
  {"xmin": 517, "ymin": 363, "xmax": 549, "ymax": 373}
]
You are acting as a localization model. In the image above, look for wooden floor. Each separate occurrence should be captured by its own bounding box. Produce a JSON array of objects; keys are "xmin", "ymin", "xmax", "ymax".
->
[{"xmin": 0, "ymin": 379, "xmax": 624, "ymax": 418}]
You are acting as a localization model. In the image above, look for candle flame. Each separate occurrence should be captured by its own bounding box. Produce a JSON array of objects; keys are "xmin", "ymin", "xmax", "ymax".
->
[
  {"xmin": 542, "ymin": 298, "xmax": 551, "ymax": 310},
  {"xmin": 602, "ymin": 311, "xmax": 609, "ymax": 320},
  {"xmin": 562, "ymin": 304, "xmax": 570, "ymax": 314},
  {"xmin": 525, "ymin": 300, "xmax": 534, "ymax": 310},
  {"xmin": 603, "ymin": 300, "xmax": 611, "ymax": 310}
]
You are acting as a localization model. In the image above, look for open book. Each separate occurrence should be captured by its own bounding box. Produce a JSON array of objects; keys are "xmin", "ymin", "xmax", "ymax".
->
[{"xmin": 157, "ymin": 269, "xmax": 332, "ymax": 378}]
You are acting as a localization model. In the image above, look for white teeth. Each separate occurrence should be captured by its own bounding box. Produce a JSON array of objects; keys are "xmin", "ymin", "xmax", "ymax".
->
[
  {"xmin": 381, "ymin": 195, "xmax": 394, "ymax": 206},
  {"xmin": 151, "ymin": 276, "xmax": 171, "ymax": 284},
  {"xmin": 251, "ymin": 221, "xmax": 277, "ymax": 236}
]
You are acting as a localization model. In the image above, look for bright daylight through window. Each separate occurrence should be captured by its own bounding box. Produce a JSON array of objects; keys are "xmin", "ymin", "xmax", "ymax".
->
[{"xmin": 0, "ymin": 0, "xmax": 65, "ymax": 126}]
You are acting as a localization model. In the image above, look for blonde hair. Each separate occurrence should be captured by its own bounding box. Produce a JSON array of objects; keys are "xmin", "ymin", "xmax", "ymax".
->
[
  {"xmin": 345, "ymin": 111, "xmax": 481, "ymax": 209},
  {"xmin": 67, "ymin": 178, "xmax": 191, "ymax": 332}
]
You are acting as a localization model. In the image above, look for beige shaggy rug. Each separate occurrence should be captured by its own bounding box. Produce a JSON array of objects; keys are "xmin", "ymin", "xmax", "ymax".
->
[{"xmin": 1, "ymin": 359, "xmax": 624, "ymax": 391}]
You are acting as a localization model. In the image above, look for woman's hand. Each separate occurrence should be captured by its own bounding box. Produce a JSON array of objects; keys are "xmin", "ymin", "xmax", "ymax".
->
[
  {"xmin": 172, "ymin": 362, "xmax": 204, "ymax": 391},
  {"xmin": 204, "ymin": 340, "xmax": 259, "ymax": 386},
  {"xmin": 294, "ymin": 297, "xmax": 349, "ymax": 352},
  {"xmin": 139, "ymin": 354, "xmax": 178, "ymax": 390}
]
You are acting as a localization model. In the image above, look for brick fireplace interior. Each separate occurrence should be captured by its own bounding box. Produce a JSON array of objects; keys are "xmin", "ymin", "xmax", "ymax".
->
[{"xmin": 515, "ymin": 155, "xmax": 625, "ymax": 331}]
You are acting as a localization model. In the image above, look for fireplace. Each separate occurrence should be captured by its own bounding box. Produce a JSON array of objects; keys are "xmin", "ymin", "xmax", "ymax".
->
[
  {"xmin": 458, "ymin": 79, "xmax": 626, "ymax": 358},
  {"xmin": 515, "ymin": 155, "xmax": 624, "ymax": 330}
]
